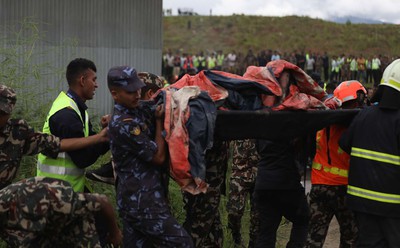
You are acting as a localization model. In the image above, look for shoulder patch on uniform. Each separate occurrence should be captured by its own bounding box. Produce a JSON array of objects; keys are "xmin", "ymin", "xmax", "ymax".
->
[
  {"xmin": 130, "ymin": 126, "xmax": 141, "ymax": 136},
  {"xmin": 122, "ymin": 118, "xmax": 133, "ymax": 122}
]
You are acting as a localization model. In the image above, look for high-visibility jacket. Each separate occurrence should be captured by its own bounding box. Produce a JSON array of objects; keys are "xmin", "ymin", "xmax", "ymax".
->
[
  {"xmin": 340, "ymin": 105, "xmax": 400, "ymax": 217},
  {"xmin": 312, "ymin": 125, "xmax": 350, "ymax": 185},
  {"xmin": 207, "ymin": 57, "xmax": 216, "ymax": 69},
  {"xmin": 350, "ymin": 59, "xmax": 358, "ymax": 71},
  {"xmin": 216, "ymin": 54, "xmax": 225, "ymax": 67},
  {"xmin": 37, "ymin": 91, "xmax": 89, "ymax": 192},
  {"xmin": 193, "ymin": 56, "xmax": 199, "ymax": 68},
  {"xmin": 182, "ymin": 56, "xmax": 193, "ymax": 70},
  {"xmin": 198, "ymin": 56, "xmax": 206, "ymax": 68},
  {"xmin": 331, "ymin": 60, "xmax": 340, "ymax": 73},
  {"xmin": 372, "ymin": 58, "xmax": 381, "ymax": 70},
  {"xmin": 337, "ymin": 57, "xmax": 345, "ymax": 68}
]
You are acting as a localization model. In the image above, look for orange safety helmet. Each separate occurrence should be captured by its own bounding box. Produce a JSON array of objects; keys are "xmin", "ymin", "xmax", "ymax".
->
[{"xmin": 334, "ymin": 80, "xmax": 367, "ymax": 103}]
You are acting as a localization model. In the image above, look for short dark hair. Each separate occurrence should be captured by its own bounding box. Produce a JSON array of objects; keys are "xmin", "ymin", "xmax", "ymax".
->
[{"xmin": 66, "ymin": 58, "xmax": 97, "ymax": 85}]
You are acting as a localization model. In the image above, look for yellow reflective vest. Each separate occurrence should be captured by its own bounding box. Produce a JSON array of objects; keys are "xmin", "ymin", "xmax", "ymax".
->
[{"xmin": 37, "ymin": 91, "xmax": 89, "ymax": 192}]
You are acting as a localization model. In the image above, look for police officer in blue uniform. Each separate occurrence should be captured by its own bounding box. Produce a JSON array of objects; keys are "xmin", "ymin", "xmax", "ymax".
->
[{"xmin": 107, "ymin": 66, "xmax": 193, "ymax": 247}]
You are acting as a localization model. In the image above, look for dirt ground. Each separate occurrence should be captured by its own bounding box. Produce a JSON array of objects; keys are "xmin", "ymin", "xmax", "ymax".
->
[
  {"xmin": 276, "ymin": 217, "xmax": 340, "ymax": 247},
  {"xmin": 324, "ymin": 217, "xmax": 340, "ymax": 248}
]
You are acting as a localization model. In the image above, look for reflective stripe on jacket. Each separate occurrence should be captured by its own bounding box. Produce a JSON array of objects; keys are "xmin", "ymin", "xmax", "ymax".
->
[
  {"xmin": 340, "ymin": 105, "xmax": 400, "ymax": 217},
  {"xmin": 37, "ymin": 91, "xmax": 89, "ymax": 192},
  {"xmin": 348, "ymin": 146, "xmax": 400, "ymax": 204},
  {"xmin": 348, "ymin": 185, "xmax": 400, "ymax": 204}
]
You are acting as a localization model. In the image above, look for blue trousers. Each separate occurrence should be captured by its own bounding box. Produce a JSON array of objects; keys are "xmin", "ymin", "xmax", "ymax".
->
[{"xmin": 122, "ymin": 210, "xmax": 193, "ymax": 248}]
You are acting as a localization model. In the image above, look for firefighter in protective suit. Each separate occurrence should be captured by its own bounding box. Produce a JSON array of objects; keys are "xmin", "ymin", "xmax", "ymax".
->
[
  {"xmin": 339, "ymin": 59, "xmax": 400, "ymax": 246},
  {"xmin": 306, "ymin": 80, "xmax": 366, "ymax": 248}
]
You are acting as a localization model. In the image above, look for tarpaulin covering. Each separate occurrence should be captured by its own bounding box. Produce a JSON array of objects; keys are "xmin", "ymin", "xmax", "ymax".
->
[{"xmin": 158, "ymin": 60, "xmax": 347, "ymax": 194}]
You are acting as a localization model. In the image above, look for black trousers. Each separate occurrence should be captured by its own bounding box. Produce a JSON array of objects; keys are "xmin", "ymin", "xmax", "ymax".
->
[
  {"xmin": 254, "ymin": 188, "xmax": 309, "ymax": 248},
  {"xmin": 356, "ymin": 211, "xmax": 400, "ymax": 248}
]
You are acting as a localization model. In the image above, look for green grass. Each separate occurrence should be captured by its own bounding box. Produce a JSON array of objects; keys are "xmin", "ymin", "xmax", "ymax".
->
[
  {"xmin": 1, "ymin": 148, "xmax": 293, "ymax": 248},
  {"xmin": 164, "ymin": 15, "xmax": 400, "ymax": 57}
]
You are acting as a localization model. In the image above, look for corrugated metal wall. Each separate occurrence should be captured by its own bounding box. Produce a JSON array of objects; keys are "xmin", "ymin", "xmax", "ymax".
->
[{"xmin": 0, "ymin": 0, "xmax": 162, "ymax": 116}]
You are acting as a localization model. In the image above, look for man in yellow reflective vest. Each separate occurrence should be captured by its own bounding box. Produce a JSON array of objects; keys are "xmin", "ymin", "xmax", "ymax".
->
[
  {"xmin": 37, "ymin": 58, "xmax": 109, "ymax": 193},
  {"xmin": 340, "ymin": 59, "xmax": 400, "ymax": 247},
  {"xmin": 37, "ymin": 58, "xmax": 110, "ymax": 245}
]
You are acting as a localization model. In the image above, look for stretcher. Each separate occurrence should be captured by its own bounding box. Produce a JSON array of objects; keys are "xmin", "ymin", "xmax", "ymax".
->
[{"xmin": 214, "ymin": 109, "xmax": 360, "ymax": 140}]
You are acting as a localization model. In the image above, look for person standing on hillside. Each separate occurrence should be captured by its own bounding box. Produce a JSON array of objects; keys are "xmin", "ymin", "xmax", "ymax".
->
[
  {"xmin": 173, "ymin": 52, "xmax": 182, "ymax": 78},
  {"xmin": 216, "ymin": 50, "xmax": 225, "ymax": 70},
  {"xmin": 371, "ymin": 55, "xmax": 381, "ymax": 87},
  {"xmin": 330, "ymin": 56, "xmax": 340, "ymax": 83},
  {"xmin": 315, "ymin": 53, "xmax": 324, "ymax": 79},
  {"xmin": 163, "ymin": 49, "xmax": 174, "ymax": 81},
  {"xmin": 322, "ymin": 52, "xmax": 330, "ymax": 83},
  {"xmin": 339, "ymin": 59, "xmax": 400, "ymax": 247},
  {"xmin": 227, "ymin": 50, "xmax": 237, "ymax": 74},
  {"xmin": 349, "ymin": 55, "xmax": 358, "ymax": 80},
  {"xmin": 271, "ymin": 50, "xmax": 281, "ymax": 61},
  {"xmin": 366, "ymin": 56, "xmax": 373, "ymax": 84},
  {"xmin": 197, "ymin": 51, "xmax": 207, "ymax": 71},
  {"xmin": 306, "ymin": 54, "xmax": 315, "ymax": 75},
  {"xmin": 182, "ymin": 53, "xmax": 194, "ymax": 74},
  {"xmin": 337, "ymin": 54, "xmax": 345, "ymax": 82},
  {"xmin": 357, "ymin": 54, "xmax": 367, "ymax": 84},
  {"xmin": 236, "ymin": 52, "xmax": 246, "ymax": 75},
  {"xmin": 296, "ymin": 51, "xmax": 306, "ymax": 70},
  {"xmin": 244, "ymin": 49, "xmax": 259, "ymax": 68},
  {"xmin": 288, "ymin": 51, "xmax": 298, "ymax": 66},
  {"xmin": 257, "ymin": 50, "xmax": 268, "ymax": 67},
  {"xmin": 207, "ymin": 52, "xmax": 217, "ymax": 70}
]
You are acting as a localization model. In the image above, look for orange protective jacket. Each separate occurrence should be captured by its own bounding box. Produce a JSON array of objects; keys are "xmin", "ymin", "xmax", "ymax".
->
[{"xmin": 311, "ymin": 124, "xmax": 350, "ymax": 185}]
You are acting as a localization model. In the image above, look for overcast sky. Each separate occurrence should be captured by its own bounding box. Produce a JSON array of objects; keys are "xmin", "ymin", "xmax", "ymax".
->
[{"xmin": 163, "ymin": 0, "xmax": 400, "ymax": 24}]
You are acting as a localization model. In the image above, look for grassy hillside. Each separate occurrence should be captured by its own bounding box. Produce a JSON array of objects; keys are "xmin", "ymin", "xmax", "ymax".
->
[{"xmin": 163, "ymin": 15, "xmax": 400, "ymax": 56}]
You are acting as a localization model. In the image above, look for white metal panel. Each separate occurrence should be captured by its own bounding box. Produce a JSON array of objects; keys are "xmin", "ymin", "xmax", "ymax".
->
[{"xmin": 0, "ymin": 0, "xmax": 162, "ymax": 116}]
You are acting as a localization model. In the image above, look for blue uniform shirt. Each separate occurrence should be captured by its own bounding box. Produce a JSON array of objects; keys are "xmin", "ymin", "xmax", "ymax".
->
[{"xmin": 109, "ymin": 103, "xmax": 168, "ymax": 215}]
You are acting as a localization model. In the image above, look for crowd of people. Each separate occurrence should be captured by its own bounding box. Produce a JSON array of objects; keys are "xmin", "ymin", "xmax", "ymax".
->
[
  {"xmin": 1, "ymin": 55, "xmax": 400, "ymax": 248},
  {"xmin": 162, "ymin": 48, "xmax": 397, "ymax": 88}
]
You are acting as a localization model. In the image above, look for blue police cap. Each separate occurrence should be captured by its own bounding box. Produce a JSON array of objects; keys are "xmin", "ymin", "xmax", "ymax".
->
[{"xmin": 107, "ymin": 66, "xmax": 146, "ymax": 92}]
